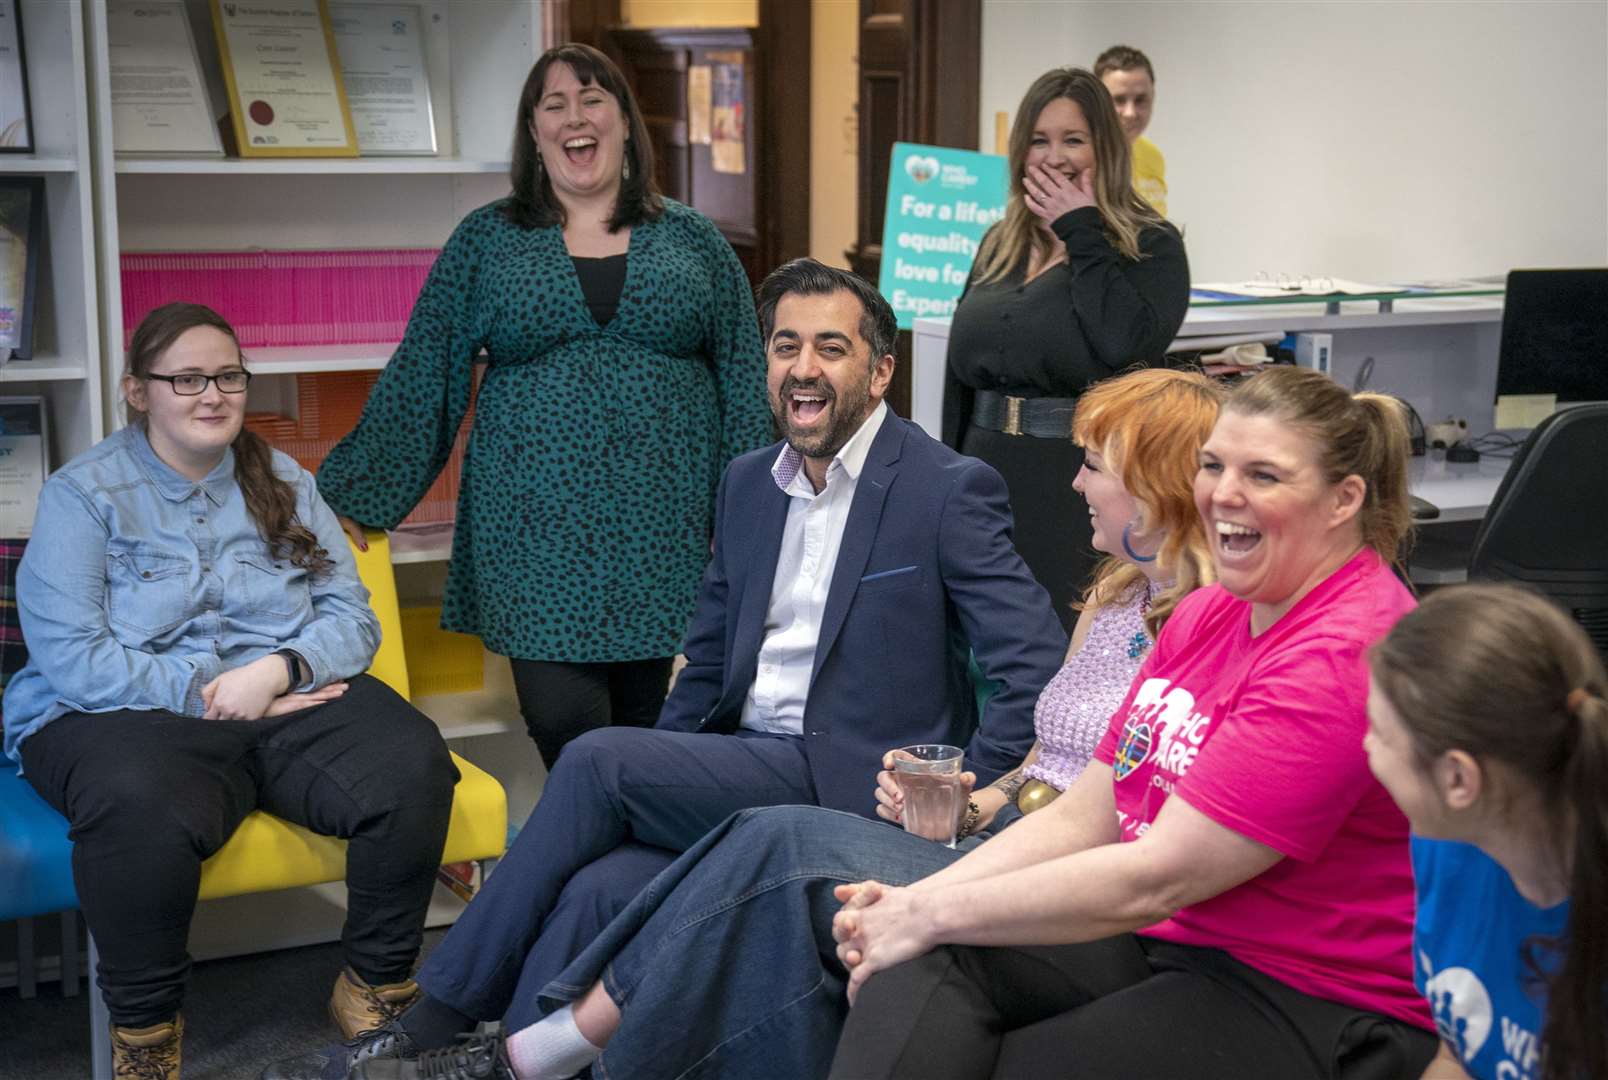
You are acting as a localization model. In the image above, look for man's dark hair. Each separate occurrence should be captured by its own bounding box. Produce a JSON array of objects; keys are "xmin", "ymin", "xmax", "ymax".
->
[
  {"xmin": 755, "ymin": 259, "xmax": 898, "ymax": 362},
  {"xmin": 1094, "ymin": 44, "xmax": 1155, "ymax": 82}
]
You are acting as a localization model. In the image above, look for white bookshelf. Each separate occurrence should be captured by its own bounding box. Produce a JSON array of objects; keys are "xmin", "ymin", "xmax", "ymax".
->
[
  {"xmin": 114, "ymin": 156, "xmax": 511, "ymax": 175},
  {"xmin": 86, "ymin": 0, "xmax": 538, "ymax": 387},
  {"xmin": 3, "ymin": 0, "xmax": 105, "ymax": 467}
]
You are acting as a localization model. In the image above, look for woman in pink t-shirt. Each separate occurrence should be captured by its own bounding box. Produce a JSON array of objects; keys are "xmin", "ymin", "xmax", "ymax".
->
[{"xmin": 829, "ymin": 365, "xmax": 1437, "ymax": 1080}]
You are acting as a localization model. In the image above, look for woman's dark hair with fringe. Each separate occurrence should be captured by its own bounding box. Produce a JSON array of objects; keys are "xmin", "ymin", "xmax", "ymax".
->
[
  {"xmin": 125, "ymin": 302, "xmax": 332, "ymax": 576},
  {"xmin": 505, "ymin": 43, "xmax": 663, "ymax": 232},
  {"xmin": 1371, "ymin": 584, "xmax": 1608, "ymax": 1080}
]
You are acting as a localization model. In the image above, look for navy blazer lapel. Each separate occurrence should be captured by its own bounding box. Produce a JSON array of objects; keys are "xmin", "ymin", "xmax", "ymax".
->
[
  {"xmin": 810, "ymin": 417, "xmax": 907, "ymax": 686},
  {"xmin": 717, "ymin": 468, "xmax": 790, "ymax": 717}
]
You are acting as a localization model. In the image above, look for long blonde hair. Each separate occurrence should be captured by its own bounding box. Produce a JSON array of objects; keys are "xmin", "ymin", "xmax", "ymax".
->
[
  {"xmin": 1073, "ymin": 368, "xmax": 1222, "ymax": 636},
  {"xmin": 972, "ymin": 67, "xmax": 1163, "ymax": 287}
]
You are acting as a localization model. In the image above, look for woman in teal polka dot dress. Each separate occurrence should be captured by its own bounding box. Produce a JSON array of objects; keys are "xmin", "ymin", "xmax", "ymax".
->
[{"xmin": 318, "ymin": 44, "xmax": 770, "ymax": 767}]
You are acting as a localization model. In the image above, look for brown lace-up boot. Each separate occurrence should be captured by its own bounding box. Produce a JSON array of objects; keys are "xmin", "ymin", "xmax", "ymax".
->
[
  {"xmin": 329, "ymin": 966, "xmax": 422, "ymax": 1040},
  {"xmin": 111, "ymin": 1014, "xmax": 182, "ymax": 1080}
]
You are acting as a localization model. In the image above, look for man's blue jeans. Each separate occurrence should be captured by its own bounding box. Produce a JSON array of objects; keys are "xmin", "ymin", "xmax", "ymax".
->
[
  {"xmin": 539, "ymin": 805, "xmax": 968, "ymax": 1080},
  {"xmin": 417, "ymin": 726, "xmax": 817, "ymax": 1026}
]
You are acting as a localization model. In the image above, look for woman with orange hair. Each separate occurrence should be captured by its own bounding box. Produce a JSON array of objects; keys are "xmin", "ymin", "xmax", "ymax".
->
[{"xmin": 352, "ymin": 368, "xmax": 1222, "ymax": 1080}]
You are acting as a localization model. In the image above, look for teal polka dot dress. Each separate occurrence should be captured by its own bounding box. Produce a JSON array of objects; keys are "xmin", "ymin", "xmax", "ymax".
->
[{"xmin": 317, "ymin": 198, "xmax": 771, "ymax": 662}]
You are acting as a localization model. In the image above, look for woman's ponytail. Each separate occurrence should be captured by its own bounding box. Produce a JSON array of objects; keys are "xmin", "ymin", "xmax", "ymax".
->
[
  {"xmin": 233, "ymin": 426, "xmax": 332, "ymax": 576},
  {"xmin": 1544, "ymin": 686, "xmax": 1608, "ymax": 1080}
]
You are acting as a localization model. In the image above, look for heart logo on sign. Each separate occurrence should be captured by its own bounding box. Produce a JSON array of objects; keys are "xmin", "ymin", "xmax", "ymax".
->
[
  {"xmin": 905, "ymin": 155, "xmax": 940, "ymax": 184},
  {"xmin": 1112, "ymin": 717, "xmax": 1153, "ymax": 781}
]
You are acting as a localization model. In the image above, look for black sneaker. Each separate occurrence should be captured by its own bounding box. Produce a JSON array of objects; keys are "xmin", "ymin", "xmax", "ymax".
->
[
  {"xmin": 353, "ymin": 1032, "xmax": 512, "ymax": 1080},
  {"xmin": 258, "ymin": 1020, "xmax": 419, "ymax": 1080}
]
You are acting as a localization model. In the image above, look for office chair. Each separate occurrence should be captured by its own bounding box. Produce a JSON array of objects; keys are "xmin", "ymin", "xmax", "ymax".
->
[{"xmin": 1467, "ymin": 404, "xmax": 1608, "ymax": 658}]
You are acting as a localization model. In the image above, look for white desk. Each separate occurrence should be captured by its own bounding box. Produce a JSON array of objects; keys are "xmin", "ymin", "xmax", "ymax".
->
[
  {"xmin": 912, "ymin": 296, "xmax": 1506, "ymax": 444},
  {"xmin": 1408, "ymin": 454, "xmax": 1512, "ymax": 523}
]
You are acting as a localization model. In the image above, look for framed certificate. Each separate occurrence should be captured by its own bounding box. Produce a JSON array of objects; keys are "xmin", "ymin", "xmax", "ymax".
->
[
  {"xmin": 210, "ymin": 0, "xmax": 359, "ymax": 158},
  {"xmin": 107, "ymin": 0, "xmax": 226, "ymax": 156},
  {"xmin": 328, "ymin": 2, "xmax": 437, "ymax": 155},
  {"xmin": 0, "ymin": 396, "xmax": 48, "ymax": 538},
  {"xmin": 0, "ymin": 177, "xmax": 43, "ymax": 362},
  {"xmin": 0, "ymin": 0, "xmax": 33, "ymax": 153}
]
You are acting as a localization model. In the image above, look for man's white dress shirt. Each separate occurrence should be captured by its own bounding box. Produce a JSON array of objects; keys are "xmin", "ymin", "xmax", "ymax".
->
[{"xmin": 739, "ymin": 402, "xmax": 889, "ymax": 735}]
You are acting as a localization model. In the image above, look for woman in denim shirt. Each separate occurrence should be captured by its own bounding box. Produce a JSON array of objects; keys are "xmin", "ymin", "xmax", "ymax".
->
[{"xmin": 2, "ymin": 303, "xmax": 458, "ymax": 1080}]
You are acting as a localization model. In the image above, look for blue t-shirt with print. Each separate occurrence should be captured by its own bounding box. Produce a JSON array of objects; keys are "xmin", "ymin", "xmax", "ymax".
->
[{"xmin": 1412, "ymin": 836, "xmax": 1570, "ymax": 1080}]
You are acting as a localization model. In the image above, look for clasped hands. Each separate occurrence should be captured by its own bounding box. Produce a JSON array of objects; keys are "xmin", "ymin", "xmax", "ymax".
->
[
  {"xmin": 201, "ymin": 652, "xmax": 347, "ymax": 721},
  {"xmin": 832, "ymin": 878, "xmax": 940, "ymax": 1005}
]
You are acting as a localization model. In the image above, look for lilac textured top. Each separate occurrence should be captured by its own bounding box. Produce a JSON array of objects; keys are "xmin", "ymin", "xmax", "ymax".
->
[{"xmin": 1021, "ymin": 581, "xmax": 1154, "ymax": 791}]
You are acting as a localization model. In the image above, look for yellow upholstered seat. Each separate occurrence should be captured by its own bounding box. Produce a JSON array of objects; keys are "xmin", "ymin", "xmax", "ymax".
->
[{"xmin": 196, "ymin": 530, "xmax": 506, "ymax": 901}]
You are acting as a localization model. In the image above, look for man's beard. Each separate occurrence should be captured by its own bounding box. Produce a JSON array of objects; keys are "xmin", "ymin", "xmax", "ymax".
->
[{"xmin": 773, "ymin": 372, "xmax": 872, "ymax": 463}]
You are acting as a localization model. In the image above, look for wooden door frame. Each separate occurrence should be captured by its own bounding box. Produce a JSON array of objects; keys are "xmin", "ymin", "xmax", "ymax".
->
[
  {"xmin": 851, "ymin": 0, "xmax": 981, "ymax": 418},
  {"xmin": 558, "ymin": 0, "xmax": 810, "ymax": 274}
]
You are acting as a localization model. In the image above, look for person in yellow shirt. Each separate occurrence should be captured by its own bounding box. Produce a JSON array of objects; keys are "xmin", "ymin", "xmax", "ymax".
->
[{"xmin": 1095, "ymin": 45, "xmax": 1166, "ymax": 216}]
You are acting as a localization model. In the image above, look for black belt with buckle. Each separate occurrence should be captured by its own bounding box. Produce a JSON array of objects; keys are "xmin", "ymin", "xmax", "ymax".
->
[{"xmin": 971, "ymin": 389, "xmax": 1078, "ymax": 438}]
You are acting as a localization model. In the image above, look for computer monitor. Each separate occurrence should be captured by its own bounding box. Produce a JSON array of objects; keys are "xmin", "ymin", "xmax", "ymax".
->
[{"xmin": 1496, "ymin": 269, "xmax": 1608, "ymax": 404}]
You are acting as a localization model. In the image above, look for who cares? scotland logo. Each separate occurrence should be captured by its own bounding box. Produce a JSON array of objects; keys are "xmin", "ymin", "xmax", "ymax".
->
[
  {"xmin": 1421, "ymin": 952, "xmax": 1492, "ymax": 1062},
  {"xmin": 904, "ymin": 154, "xmax": 940, "ymax": 184},
  {"xmin": 903, "ymin": 152, "xmax": 984, "ymax": 191}
]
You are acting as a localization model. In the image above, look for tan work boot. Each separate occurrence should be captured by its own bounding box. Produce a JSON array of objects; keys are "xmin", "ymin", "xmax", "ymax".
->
[
  {"xmin": 329, "ymin": 966, "xmax": 421, "ymax": 1040},
  {"xmin": 111, "ymin": 1014, "xmax": 182, "ymax": 1080}
]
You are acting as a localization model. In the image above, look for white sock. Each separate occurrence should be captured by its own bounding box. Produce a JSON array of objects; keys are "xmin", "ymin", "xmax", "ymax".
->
[{"xmin": 504, "ymin": 1004, "xmax": 604, "ymax": 1080}]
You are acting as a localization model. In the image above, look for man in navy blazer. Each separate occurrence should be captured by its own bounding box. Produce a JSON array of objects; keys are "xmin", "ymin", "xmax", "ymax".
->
[
  {"xmin": 266, "ymin": 261, "xmax": 1066, "ymax": 1080},
  {"xmin": 656, "ymin": 358, "xmax": 1064, "ymax": 816}
]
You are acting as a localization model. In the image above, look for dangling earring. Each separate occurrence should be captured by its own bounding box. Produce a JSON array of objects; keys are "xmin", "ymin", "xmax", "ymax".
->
[
  {"xmin": 1122, "ymin": 521, "xmax": 1157, "ymax": 563},
  {"xmin": 535, "ymin": 152, "xmax": 544, "ymax": 175},
  {"xmin": 622, "ymin": 153, "xmax": 631, "ymax": 181}
]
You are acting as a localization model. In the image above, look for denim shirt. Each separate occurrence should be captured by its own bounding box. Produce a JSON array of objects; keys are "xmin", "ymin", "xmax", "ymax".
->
[{"xmin": 2, "ymin": 424, "xmax": 380, "ymax": 765}]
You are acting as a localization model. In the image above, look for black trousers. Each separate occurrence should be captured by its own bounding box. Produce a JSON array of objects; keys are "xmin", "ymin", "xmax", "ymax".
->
[
  {"xmin": 508, "ymin": 656, "xmax": 675, "ymax": 770},
  {"xmin": 961, "ymin": 423, "xmax": 1095, "ymax": 636},
  {"xmin": 18, "ymin": 674, "xmax": 459, "ymax": 1027},
  {"xmin": 830, "ymin": 935, "xmax": 1438, "ymax": 1080}
]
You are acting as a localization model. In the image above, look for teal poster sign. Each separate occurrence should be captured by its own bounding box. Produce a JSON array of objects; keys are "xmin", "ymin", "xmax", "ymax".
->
[{"xmin": 878, "ymin": 142, "xmax": 1008, "ymax": 329}]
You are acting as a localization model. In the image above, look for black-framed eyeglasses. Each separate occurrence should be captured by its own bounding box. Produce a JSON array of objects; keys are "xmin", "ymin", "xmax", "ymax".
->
[{"xmin": 145, "ymin": 370, "xmax": 253, "ymax": 395}]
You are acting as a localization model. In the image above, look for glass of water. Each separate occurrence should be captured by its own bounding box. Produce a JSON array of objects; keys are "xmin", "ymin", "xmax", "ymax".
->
[{"xmin": 891, "ymin": 744, "xmax": 966, "ymax": 848}]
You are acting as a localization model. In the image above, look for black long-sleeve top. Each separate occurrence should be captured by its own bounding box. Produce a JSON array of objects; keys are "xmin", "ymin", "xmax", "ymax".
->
[{"xmin": 941, "ymin": 207, "xmax": 1190, "ymax": 447}]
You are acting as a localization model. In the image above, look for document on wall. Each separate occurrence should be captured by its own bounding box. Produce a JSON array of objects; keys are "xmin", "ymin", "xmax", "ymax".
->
[
  {"xmin": 211, "ymin": 0, "xmax": 359, "ymax": 157},
  {"xmin": 328, "ymin": 2, "xmax": 437, "ymax": 155},
  {"xmin": 709, "ymin": 52, "xmax": 745, "ymax": 175},
  {"xmin": 0, "ymin": 396, "xmax": 47, "ymax": 538},
  {"xmin": 107, "ymin": 0, "xmax": 226, "ymax": 156},
  {"xmin": 686, "ymin": 64, "xmax": 711, "ymax": 145}
]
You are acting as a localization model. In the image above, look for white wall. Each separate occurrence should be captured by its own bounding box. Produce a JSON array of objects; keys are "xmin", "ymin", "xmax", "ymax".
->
[{"xmin": 980, "ymin": 0, "xmax": 1608, "ymax": 283}]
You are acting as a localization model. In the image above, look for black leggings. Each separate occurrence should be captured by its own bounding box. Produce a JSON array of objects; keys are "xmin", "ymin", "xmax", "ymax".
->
[
  {"xmin": 508, "ymin": 656, "xmax": 675, "ymax": 770},
  {"xmin": 18, "ymin": 674, "xmax": 458, "ymax": 1027},
  {"xmin": 830, "ymin": 935, "xmax": 1437, "ymax": 1080}
]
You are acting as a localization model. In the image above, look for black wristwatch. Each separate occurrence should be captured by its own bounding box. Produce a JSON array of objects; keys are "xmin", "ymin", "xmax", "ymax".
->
[{"xmin": 275, "ymin": 649, "xmax": 301, "ymax": 689}]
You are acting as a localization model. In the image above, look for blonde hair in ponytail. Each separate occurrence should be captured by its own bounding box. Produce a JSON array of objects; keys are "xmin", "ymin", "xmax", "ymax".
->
[
  {"xmin": 1223, "ymin": 366, "xmax": 1413, "ymax": 566},
  {"xmin": 125, "ymin": 302, "xmax": 333, "ymax": 576},
  {"xmin": 1371, "ymin": 585, "xmax": 1608, "ymax": 1080}
]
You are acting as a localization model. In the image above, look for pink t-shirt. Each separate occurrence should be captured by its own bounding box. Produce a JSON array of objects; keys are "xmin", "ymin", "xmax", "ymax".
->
[{"xmin": 1094, "ymin": 548, "xmax": 1432, "ymax": 1029}]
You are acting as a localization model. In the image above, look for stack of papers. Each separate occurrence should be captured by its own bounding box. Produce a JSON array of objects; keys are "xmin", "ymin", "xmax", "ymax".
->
[{"xmin": 1192, "ymin": 278, "xmax": 1396, "ymax": 300}]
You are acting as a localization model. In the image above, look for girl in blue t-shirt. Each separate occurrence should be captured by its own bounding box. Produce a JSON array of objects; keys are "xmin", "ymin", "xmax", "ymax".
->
[{"xmin": 1365, "ymin": 584, "xmax": 1607, "ymax": 1080}]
